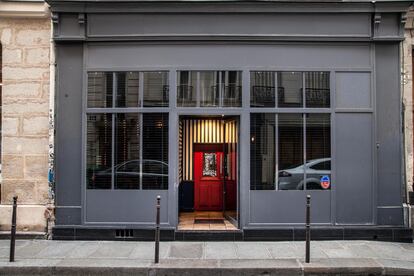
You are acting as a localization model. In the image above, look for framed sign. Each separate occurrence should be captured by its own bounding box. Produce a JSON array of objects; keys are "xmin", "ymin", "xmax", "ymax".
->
[{"xmin": 203, "ymin": 152, "xmax": 217, "ymax": 177}]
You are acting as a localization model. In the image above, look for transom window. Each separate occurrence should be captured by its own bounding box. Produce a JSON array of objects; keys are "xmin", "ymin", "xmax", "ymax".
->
[{"xmin": 177, "ymin": 71, "xmax": 242, "ymax": 107}]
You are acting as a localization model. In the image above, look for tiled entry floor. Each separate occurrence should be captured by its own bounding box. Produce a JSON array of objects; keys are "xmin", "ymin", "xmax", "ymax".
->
[{"xmin": 178, "ymin": 211, "xmax": 238, "ymax": 231}]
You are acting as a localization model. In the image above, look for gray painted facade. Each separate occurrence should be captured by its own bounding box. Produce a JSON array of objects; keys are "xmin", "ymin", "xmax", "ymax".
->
[{"xmin": 47, "ymin": 0, "xmax": 412, "ymax": 234}]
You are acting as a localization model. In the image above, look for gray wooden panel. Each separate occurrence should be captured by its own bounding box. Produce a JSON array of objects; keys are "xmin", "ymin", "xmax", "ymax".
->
[
  {"xmin": 375, "ymin": 43, "xmax": 403, "ymax": 225},
  {"xmin": 250, "ymin": 191, "xmax": 331, "ymax": 224},
  {"xmin": 87, "ymin": 44, "xmax": 371, "ymax": 69},
  {"xmin": 88, "ymin": 13, "xmax": 371, "ymax": 38},
  {"xmin": 335, "ymin": 113, "xmax": 373, "ymax": 224},
  {"xmin": 55, "ymin": 44, "xmax": 83, "ymax": 209},
  {"xmin": 86, "ymin": 190, "xmax": 169, "ymax": 223},
  {"xmin": 336, "ymin": 72, "xmax": 371, "ymax": 109}
]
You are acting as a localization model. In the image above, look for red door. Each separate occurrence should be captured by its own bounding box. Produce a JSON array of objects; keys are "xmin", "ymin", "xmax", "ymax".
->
[{"xmin": 194, "ymin": 144, "xmax": 223, "ymax": 211}]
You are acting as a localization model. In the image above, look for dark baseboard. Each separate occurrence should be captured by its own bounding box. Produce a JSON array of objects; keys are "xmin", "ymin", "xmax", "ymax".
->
[{"xmin": 52, "ymin": 226, "xmax": 413, "ymax": 242}]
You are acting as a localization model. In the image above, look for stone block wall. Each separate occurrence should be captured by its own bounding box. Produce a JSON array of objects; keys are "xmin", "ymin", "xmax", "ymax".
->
[{"xmin": 0, "ymin": 18, "xmax": 51, "ymax": 231}]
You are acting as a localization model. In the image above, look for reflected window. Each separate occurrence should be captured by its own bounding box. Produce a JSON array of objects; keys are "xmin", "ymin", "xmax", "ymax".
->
[
  {"xmin": 305, "ymin": 72, "xmax": 330, "ymax": 108},
  {"xmin": 278, "ymin": 114, "xmax": 304, "ymax": 190},
  {"xmin": 87, "ymin": 113, "xmax": 112, "ymax": 189},
  {"xmin": 250, "ymin": 72, "xmax": 276, "ymax": 107},
  {"xmin": 177, "ymin": 71, "xmax": 197, "ymax": 107},
  {"xmin": 87, "ymin": 72, "xmax": 113, "ymax": 108},
  {"xmin": 116, "ymin": 72, "xmax": 139, "ymax": 108},
  {"xmin": 143, "ymin": 72, "xmax": 169, "ymax": 107},
  {"xmin": 200, "ymin": 71, "xmax": 219, "ymax": 107},
  {"xmin": 278, "ymin": 72, "xmax": 303, "ymax": 108},
  {"xmin": 250, "ymin": 113, "xmax": 275, "ymax": 190}
]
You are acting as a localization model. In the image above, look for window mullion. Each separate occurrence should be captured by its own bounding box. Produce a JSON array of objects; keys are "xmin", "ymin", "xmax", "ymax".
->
[
  {"xmin": 303, "ymin": 113, "xmax": 307, "ymax": 191},
  {"xmin": 139, "ymin": 113, "xmax": 143, "ymax": 190}
]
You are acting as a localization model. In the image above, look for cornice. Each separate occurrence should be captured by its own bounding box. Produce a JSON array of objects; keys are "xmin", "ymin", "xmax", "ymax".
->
[{"xmin": 0, "ymin": 1, "xmax": 50, "ymax": 18}]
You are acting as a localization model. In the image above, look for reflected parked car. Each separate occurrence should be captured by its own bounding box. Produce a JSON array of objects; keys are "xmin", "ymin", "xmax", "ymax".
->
[
  {"xmin": 89, "ymin": 159, "xmax": 168, "ymax": 189},
  {"xmin": 278, "ymin": 158, "xmax": 331, "ymax": 190}
]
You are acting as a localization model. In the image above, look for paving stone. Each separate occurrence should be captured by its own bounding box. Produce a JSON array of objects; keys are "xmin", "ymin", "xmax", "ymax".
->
[
  {"xmin": 36, "ymin": 241, "xmax": 78, "ymax": 258},
  {"xmin": 235, "ymin": 242, "xmax": 272, "ymax": 259},
  {"xmin": 169, "ymin": 242, "xmax": 203, "ymax": 259},
  {"xmin": 14, "ymin": 241, "xmax": 48, "ymax": 259},
  {"xmin": 129, "ymin": 242, "xmax": 170, "ymax": 259},
  {"xmin": 301, "ymin": 258, "xmax": 384, "ymax": 275},
  {"xmin": 377, "ymin": 259, "xmax": 414, "ymax": 276},
  {"xmin": 204, "ymin": 242, "xmax": 237, "ymax": 259},
  {"xmin": 66, "ymin": 242, "xmax": 102, "ymax": 258},
  {"xmin": 89, "ymin": 242, "xmax": 137, "ymax": 258}
]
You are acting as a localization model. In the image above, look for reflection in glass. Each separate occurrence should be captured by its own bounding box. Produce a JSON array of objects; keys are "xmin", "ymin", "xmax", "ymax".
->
[
  {"xmin": 87, "ymin": 72, "xmax": 113, "ymax": 108},
  {"xmin": 200, "ymin": 71, "xmax": 219, "ymax": 107},
  {"xmin": 177, "ymin": 71, "xmax": 197, "ymax": 107},
  {"xmin": 278, "ymin": 72, "xmax": 303, "ymax": 108},
  {"xmin": 250, "ymin": 71, "xmax": 276, "ymax": 107},
  {"xmin": 305, "ymin": 72, "xmax": 330, "ymax": 108},
  {"xmin": 114, "ymin": 113, "xmax": 140, "ymax": 189},
  {"xmin": 142, "ymin": 113, "xmax": 169, "ymax": 189},
  {"xmin": 250, "ymin": 114, "xmax": 276, "ymax": 190},
  {"xmin": 222, "ymin": 71, "xmax": 242, "ymax": 107},
  {"xmin": 203, "ymin": 153, "xmax": 217, "ymax": 177},
  {"xmin": 116, "ymin": 72, "xmax": 139, "ymax": 108},
  {"xmin": 143, "ymin": 72, "xmax": 169, "ymax": 107},
  {"xmin": 278, "ymin": 114, "xmax": 304, "ymax": 190},
  {"xmin": 86, "ymin": 113, "xmax": 112, "ymax": 189},
  {"xmin": 306, "ymin": 114, "xmax": 331, "ymax": 190}
]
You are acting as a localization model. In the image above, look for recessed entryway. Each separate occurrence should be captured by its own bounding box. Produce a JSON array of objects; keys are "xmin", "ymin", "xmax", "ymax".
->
[{"xmin": 178, "ymin": 116, "xmax": 239, "ymax": 231}]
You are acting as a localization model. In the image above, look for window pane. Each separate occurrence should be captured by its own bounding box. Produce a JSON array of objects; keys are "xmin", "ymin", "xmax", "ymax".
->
[
  {"xmin": 250, "ymin": 71, "xmax": 276, "ymax": 107},
  {"xmin": 306, "ymin": 114, "xmax": 331, "ymax": 190},
  {"xmin": 250, "ymin": 113, "xmax": 275, "ymax": 190},
  {"xmin": 87, "ymin": 72, "xmax": 113, "ymax": 108},
  {"xmin": 116, "ymin": 72, "xmax": 139, "ymax": 108},
  {"xmin": 143, "ymin": 72, "xmax": 169, "ymax": 107},
  {"xmin": 87, "ymin": 113, "xmax": 112, "ymax": 189},
  {"xmin": 305, "ymin": 72, "xmax": 330, "ymax": 108},
  {"xmin": 114, "ymin": 113, "xmax": 140, "ymax": 189},
  {"xmin": 177, "ymin": 71, "xmax": 197, "ymax": 107},
  {"xmin": 222, "ymin": 71, "xmax": 242, "ymax": 107},
  {"xmin": 200, "ymin": 71, "xmax": 219, "ymax": 107},
  {"xmin": 278, "ymin": 114, "xmax": 304, "ymax": 190},
  {"xmin": 142, "ymin": 113, "xmax": 169, "ymax": 189},
  {"xmin": 278, "ymin": 72, "xmax": 303, "ymax": 108}
]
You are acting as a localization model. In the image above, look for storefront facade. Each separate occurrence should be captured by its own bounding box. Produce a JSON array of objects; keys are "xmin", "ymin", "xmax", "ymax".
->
[{"xmin": 48, "ymin": 0, "xmax": 413, "ymax": 241}]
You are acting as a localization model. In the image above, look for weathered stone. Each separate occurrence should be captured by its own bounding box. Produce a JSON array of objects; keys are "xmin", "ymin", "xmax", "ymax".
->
[
  {"xmin": 23, "ymin": 116, "xmax": 49, "ymax": 135},
  {"xmin": 2, "ymin": 48, "xmax": 22, "ymax": 64},
  {"xmin": 24, "ymin": 155, "xmax": 48, "ymax": 180},
  {"xmin": 2, "ymin": 116, "xmax": 20, "ymax": 136},
  {"xmin": 1, "ymin": 179, "xmax": 37, "ymax": 204},
  {"xmin": 35, "ymin": 181, "xmax": 50, "ymax": 204},
  {"xmin": 3, "ymin": 100, "xmax": 48, "ymax": 115},
  {"xmin": 2, "ymin": 154, "xmax": 24, "ymax": 179},
  {"xmin": 26, "ymin": 47, "xmax": 50, "ymax": 64},
  {"xmin": 3, "ymin": 66, "xmax": 49, "ymax": 81},
  {"xmin": 15, "ymin": 29, "xmax": 50, "ymax": 46},
  {"xmin": 0, "ymin": 28, "xmax": 12, "ymax": 44},
  {"xmin": 2, "ymin": 137, "xmax": 49, "ymax": 154},
  {"xmin": 2, "ymin": 82, "xmax": 42, "ymax": 98}
]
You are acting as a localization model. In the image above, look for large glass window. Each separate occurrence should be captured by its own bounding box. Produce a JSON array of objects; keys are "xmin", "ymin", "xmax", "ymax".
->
[
  {"xmin": 250, "ymin": 72, "xmax": 276, "ymax": 107},
  {"xmin": 177, "ymin": 71, "xmax": 242, "ymax": 107},
  {"xmin": 305, "ymin": 72, "xmax": 330, "ymax": 108},
  {"xmin": 86, "ymin": 71, "xmax": 169, "ymax": 190},
  {"xmin": 278, "ymin": 72, "xmax": 303, "ymax": 108},
  {"xmin": 250, "ymin": 113, "xmax": 331, "ymax": 191}
]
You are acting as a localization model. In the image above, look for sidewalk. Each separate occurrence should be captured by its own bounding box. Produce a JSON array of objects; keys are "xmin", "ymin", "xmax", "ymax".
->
[{"xmin": 0, "ymin": 239, "xmax": 414, "ymax": 275}]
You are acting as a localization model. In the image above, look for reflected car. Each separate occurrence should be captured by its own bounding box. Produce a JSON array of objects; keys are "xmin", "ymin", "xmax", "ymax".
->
[
  {"xmin": 88, "ymin": 159, "xmax": 168, "ymax": 189},
  {"xmin": 278, "ymin": 158, "xmax": 331, "ymax": 190}
]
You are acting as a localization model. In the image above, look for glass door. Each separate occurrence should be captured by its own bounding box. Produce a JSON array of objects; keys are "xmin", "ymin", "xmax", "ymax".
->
[{"xmin": 223, "ymin": 119, "xmax": 238, "ymax": 226}]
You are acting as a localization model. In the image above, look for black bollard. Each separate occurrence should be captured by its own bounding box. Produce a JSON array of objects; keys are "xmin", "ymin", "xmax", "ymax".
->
[
  {"xmin": 154, "ymin": 195, "xmax": 161, "ymax": 264},
  {"xmin": 10, "ymin": 196, "xmax": 18, "ymax": 262},
  {"xmin": 305, "ymin": 195, "xmax": 311, "ymax": 263}
]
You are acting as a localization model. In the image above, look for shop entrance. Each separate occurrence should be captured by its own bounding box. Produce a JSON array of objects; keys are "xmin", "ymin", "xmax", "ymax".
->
[{"xmin": 178, "ymin": 116, "xmax": 239, "ymax": 230}]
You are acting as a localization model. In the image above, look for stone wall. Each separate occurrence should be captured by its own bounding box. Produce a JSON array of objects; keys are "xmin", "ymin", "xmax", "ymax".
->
[{"xmin": 0, "ymin": 17, "xmax": 51, "ymax": 231}]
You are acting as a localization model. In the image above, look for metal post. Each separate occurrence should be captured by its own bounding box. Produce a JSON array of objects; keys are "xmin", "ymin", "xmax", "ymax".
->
[
  {"xmin": 305, "ymin": 195, "xmax": 311, "ymax": 263},
  {"xmin": 9, "ymin": 196, "xmax": 18, "ymax": 262},
  {"xmin": 154, "ymin": 195, "xmax": 161, "ymax": 264}
]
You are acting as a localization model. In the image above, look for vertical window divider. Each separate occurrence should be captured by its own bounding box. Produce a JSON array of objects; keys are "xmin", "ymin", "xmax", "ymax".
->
[
  {"xmin": 111, "ymin": 73, "xmax": 117, "ymax": 190},
  {"xmin": 303, "ymin": 113, "xmax": 307, "ymax": 191},
  {"xmin": 219, "ymin": 71, "xmax": 223, "ymax": 107},
  {"xmin": 138, "ymin": 72, "xmax": 144, "ymax": 108},
  {"xmin": 302, "ymin": 72, "xmax": 306, "ymax": 108},
  {"xmin": 139, "ymin": 113, "xmax": 143, "ymax": 190},
  {"xmin": 196, "ymin": 72, "xmax": 200, "ymax": 107},
  {"xmin": 274, "ymin": 72, "xmax": 278, "ymax": 108},
  {"xmin": 275, "ymin": 113, "xmax": 279, "ymax": 191}
]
